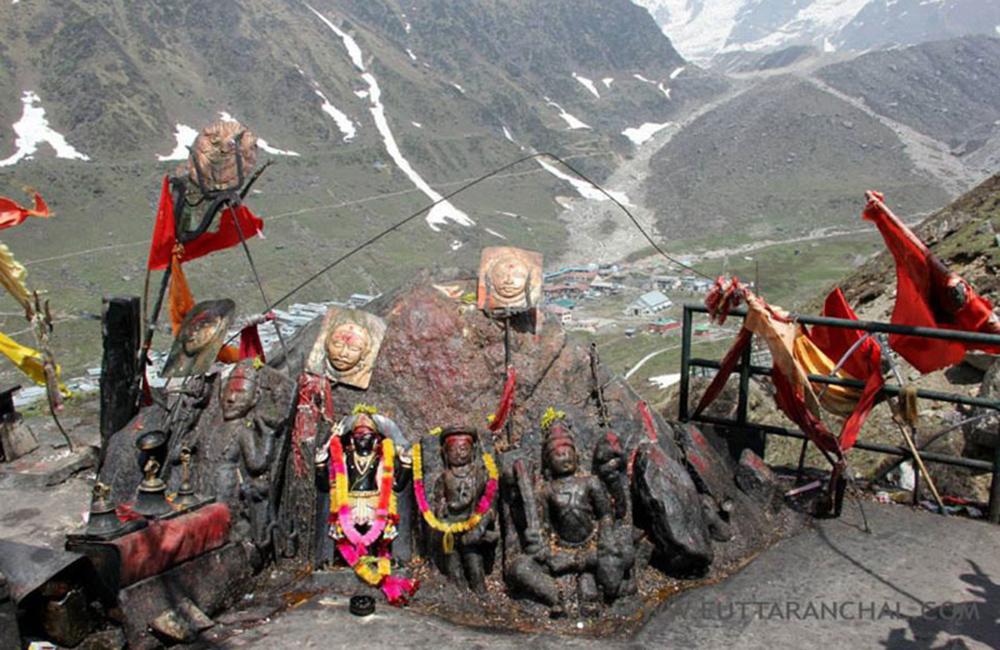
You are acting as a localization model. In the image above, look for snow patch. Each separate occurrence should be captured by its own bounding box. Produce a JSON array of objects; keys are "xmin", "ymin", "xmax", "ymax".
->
[
  {"xmin": 996, "ymin": 25, "xmax": 1000, "ymax": 35},
  {"xmin": 412, "ymin": 121, "xmax": 422, "ymax": 128},
  {"xmin": 669, "ymin": 66, "xmax": 685, "ymax": 79},
  {"xmin": 602, "ymin": 77, "xmax": 614, "ymax": 88},
  {"xmin": 406, "ymin": 48, "xmax": 417, "ymax": 61},
  {"xmin": 657, "ymin": 82, "xmax": 671, "ymax": 100},
  {"xmin": 307, "ymin": 5, "xmax": 365, "ymax": 70},
  {"xmin": 723, "ymin": 0, "xmax": 869, "ymax": 54},
  {"xmin": 157, "ymin": 123, "xmax": 198, "ymax": 161},
  {"xmin": 0, "ymin": 91, "xmax": 91, "ymax": 166},
  {"xmin": 315, "ymin": 88, "xmax": 357, "ymax": 141},
  {"xmin": 633, "ymin": 73, "xmax": 655, "ymax": 84},
  {"xmin": 621, "ymin": 121, "xmax": 672, "ymax": 146},
  {"xmin": 545, "ymin": 99, "xmax": 590, "ymax": 130},
  {"xmin": 451, "ymin": 83, "xmax": 465, "ymax": 94},
  {"xmin": 484, "ymin": 228, "xmax": 506, "ymax": 239},
  {"xmin": 258, "ymin": 139, "xmax": 300, "ymax": 156},
  {"xmin": 536, "ymin": 158, "xmax": 632, "ymax": 205},
  {"xmin": 823, "ymin": 37, "xmax": 836, "ymax": 53},
  {"xmin": 648, "ymin": 373, "xmax": 681, "ymax": 390},
  {"xmin": 309, "ymin": 4, "xmax": 474, "ymax": 231},
  {"xmin": 497, "ymin": 210, "xmax": 518, "ymax": 217},
  {"xmin": 354, "ymin": 90, "xmax": 369, "ymax": 99},
  {"xmin": 502, "ymin": 126, "xmax": 515, "ymax": 142},
  {"xmin": 572, "ymin": 73, "xmax": 600, "ymax": 98},
  {"xmin": 218, "ymin": 111, "xmax": 237, "ymax": 123},
  {"xmin": 450, "ymin": 240, "xmax": 463, "ymax": 251}
]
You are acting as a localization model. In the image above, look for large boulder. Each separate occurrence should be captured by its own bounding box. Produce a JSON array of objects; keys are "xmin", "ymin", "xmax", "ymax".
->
[{"xmin": 632, "ymin": 440, "xmax": 713, "ymax": 572}]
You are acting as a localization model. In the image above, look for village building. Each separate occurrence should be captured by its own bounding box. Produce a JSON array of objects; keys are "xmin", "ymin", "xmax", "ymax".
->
[
  {"xmin": 647, "ymin": 317, "xmax": 681, "ymax": 335},
  {"xmin": 543, "ymin": 282, "xmax": 588, "ymax": 300},
  {"xmin": 543, "ymin": 303, "xmax": 573, "ymax": 325},
  {"xmin": 624, "ymin": 290, "xmax": 672, "ymax": 317}
]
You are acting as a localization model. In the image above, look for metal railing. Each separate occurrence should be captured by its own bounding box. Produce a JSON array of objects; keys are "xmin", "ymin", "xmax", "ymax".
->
[{"xmin": 678, "ymin": 303, "xmax": 1000, "ymax": 524}]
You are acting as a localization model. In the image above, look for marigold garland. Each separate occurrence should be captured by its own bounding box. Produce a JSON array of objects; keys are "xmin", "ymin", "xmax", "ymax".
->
[
  {"xmin": 328, "ymin": 436, "xmax": 396, "ymax": 547},
  {"xmin": 352, "ymin": 403, "xmax": 379, "ymax": 416},
  {"xmin": 326, "ymin": 432, "xmax": 417, "ymax": 605},
  {"xmin": 412, "ymin": 440, "xmax": 499, "ymax": 553},
  {"xmin": 540, "ymin": 406, "xmax": 566, "ymax": 431}
]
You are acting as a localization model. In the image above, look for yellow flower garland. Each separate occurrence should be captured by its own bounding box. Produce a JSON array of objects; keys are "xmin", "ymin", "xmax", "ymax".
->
[{"xmin": 412, "ymin": 442, "xmax": 499, "ymax": 538}]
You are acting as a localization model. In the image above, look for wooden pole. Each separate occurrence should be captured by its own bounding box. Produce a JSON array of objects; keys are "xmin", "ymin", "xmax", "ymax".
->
[{"xmin": 100, "ymin": 296, "xmax": 142, "ymax": 443}]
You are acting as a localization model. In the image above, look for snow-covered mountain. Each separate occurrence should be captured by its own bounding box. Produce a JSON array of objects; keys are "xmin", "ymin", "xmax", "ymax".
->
[{"xmin": 634, "ymin": 0, "xmax": 1000, "ymax": 63}]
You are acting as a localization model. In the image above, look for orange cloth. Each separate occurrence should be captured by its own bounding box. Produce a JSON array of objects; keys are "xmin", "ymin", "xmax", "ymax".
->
[{"xmin": 168, "ymin": 250, "xmax": 195, "ymax": 336}]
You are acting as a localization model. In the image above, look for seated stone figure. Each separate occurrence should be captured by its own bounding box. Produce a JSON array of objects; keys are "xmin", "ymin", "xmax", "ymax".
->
[
  {"xmin": 431, "ymin": 427, "xmax": 498, "ymax": 594},
  {"xmin": 505, "ymin": 413, "xmax": 634, "ymax": 617}
]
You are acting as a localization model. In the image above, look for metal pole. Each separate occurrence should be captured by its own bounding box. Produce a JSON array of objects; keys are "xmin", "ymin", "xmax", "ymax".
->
[
  {"xmin": 504, "ymin": 317, "xmax": 512, "ymax": 447},
  {"xmin": 678, "ymin": 306, "xmax": 692, "ymax": 421},
  {"xmin": 688, "ymin": 357, "xmax": 1000, "ymax": 412},
  {"xmin": 990, "ymin": 435, "xmax": 1000, "ymax": 524},
  {"xmin": 795, "ymin": 438, "xmax": 809, "ymax": 483},
  {"xmin": 685, "ymin": 304, "xmax": 1000, "ymax": 347},
  {"xmin": 691, "ymin": 414, "xmax": 996, "ymax": 471},
  {"xmin": 736, "ymin": 333, "xmax": 752, "ymax": 425}
]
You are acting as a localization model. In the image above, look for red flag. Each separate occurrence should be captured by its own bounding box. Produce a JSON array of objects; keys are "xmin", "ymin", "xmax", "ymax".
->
[
  {"xmin": 147, "ymin": 176, "xmax": 264, "ymax": 271},
  {"xmin": 0, "ymin": 191, "xmax": 50, "ymax": 230},
  {"xmin": 863, "ymin": 191, "xmax": 1000, "ymax": 373},
  {"xmin": 807, "ymin": 288, "xmax": 883, "ymax": 450},
  {"xmin": 487, "ymin": 366, "xmax": 517, "ymax": 433},
  {"xmin": 238, "ymin": 324, "xmax": 265, "ymax": 362}
]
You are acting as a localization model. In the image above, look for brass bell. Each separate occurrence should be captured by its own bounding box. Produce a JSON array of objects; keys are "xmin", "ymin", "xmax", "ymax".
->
[
  {"xmin": 85, "ymin": 481, "xmax": 126, "ymax": 538},
  {"xmin": 173, "ymin": 447, "xmax": 200, "ymax": 510},
  {"xmin": 133, "ymin": 459, "xmax": 172, "ymax": 517}
]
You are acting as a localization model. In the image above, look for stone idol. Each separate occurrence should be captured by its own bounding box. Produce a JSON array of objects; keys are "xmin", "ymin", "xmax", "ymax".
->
[
  {"xmin": 477, "ymin": 246, "xmax": 542, "ymax": 316},
  {"xmin": 161, "ymin": 299, "xmax": 235, "ymax": 378},
  {"xmin": 305, "ymin": 307, "xmax": 387, "ymax": 390},
  {"xmin": 504, "ymin": 410, "xmax": 636, "ymax": 618}
]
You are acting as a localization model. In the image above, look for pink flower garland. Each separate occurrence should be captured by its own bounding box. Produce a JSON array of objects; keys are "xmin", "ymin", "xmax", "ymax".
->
[{"xmin": 327, "ymin": 437, "xmax": 393, "ymax": 548}]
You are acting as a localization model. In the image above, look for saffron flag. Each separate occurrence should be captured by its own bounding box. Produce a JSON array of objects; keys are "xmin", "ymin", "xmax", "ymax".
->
[
  {"xmin": 0, "ymin": 331, "xmax": 69, "ymax": 396},
  {"xmin": 0, "ymin": 242, "xmax": 32, "ymax": 311},
  {"xmin": 146, "ymin": 176, "xmax": 264, "ymax": 271},
  {"xmin": 863, "ymin": 191, "xmax": 1000, "ymax": 373},
  {"xmin": 0, "ymin": 191, "xmax": 50, "ymax": 231},
  {"xmin": 804, "ymin": 288, "xmax": 884, "ymax": 451}
]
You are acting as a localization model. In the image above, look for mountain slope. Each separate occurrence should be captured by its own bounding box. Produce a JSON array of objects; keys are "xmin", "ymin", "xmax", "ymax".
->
[
  {"xmin": 639, "ymin": 34, "xmax": 998, "ymax": 248},
  {"xmin": 816, "ymin": 35, "xmax": 1000, "ymax": 152},
  {"xmin": 641, "ymin": 74, "xmax": 950, "ymax": 245},
  {"xmin": 0, "ymin": 0, "xmax": 723, "ymax": 381}
]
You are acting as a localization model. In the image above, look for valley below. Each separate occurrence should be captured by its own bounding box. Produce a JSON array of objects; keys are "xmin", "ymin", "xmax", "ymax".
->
[{"xmin": 0, "ymin": 1, "xmax": 997, "ymax": 436}]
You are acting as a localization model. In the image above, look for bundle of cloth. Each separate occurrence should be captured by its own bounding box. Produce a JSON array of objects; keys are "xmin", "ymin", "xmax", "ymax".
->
[{"xmin": 694, "ymin": 190, "xmax": 1000, "ymax": 476}]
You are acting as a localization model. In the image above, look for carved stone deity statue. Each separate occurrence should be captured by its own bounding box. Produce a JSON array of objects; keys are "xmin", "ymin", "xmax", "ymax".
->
[
  {"xmin": 213, "ymin": 361, "xmax": 282, "ymax": 553},
  {"xmin": 431, "ymin": 427, "xmax": 498, "ymax": 594},
  {"xmin": 314, "ymin": 411, "xmax": 412, "ymax": 565},
  {"xmin": 477, "ymin": 246, "xmax": 543, "ymax": 316},
  {"xmin": 506, "ymin": 414, "xmax": 634, "ymax": 617}
]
